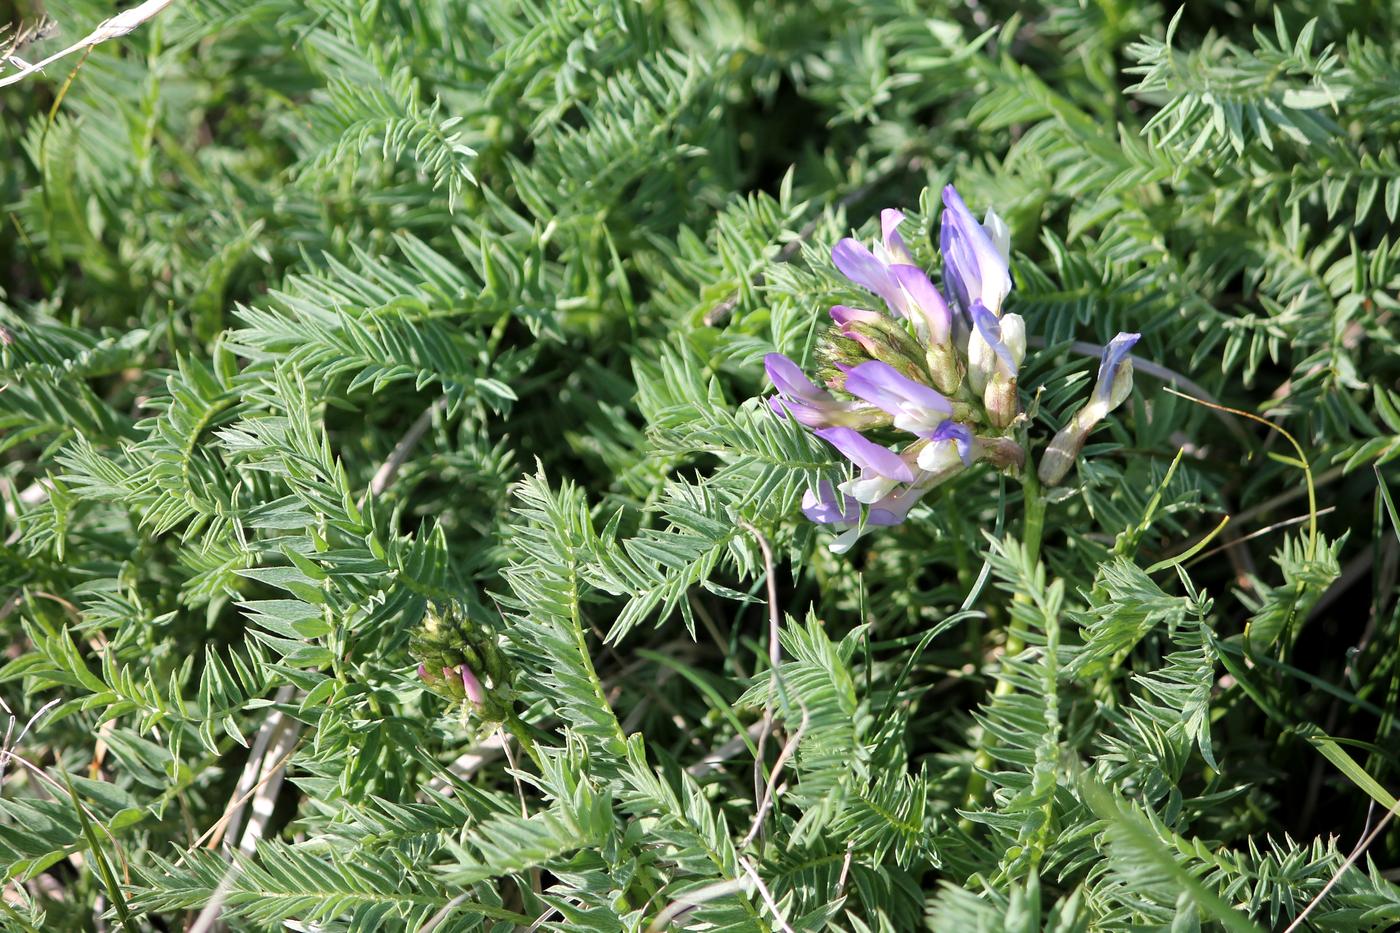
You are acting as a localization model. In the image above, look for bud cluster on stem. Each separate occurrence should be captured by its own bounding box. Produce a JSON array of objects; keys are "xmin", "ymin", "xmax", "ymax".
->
[{"xmin": 410, "ymin": 603, "xmax": 516, "ymax": 724}]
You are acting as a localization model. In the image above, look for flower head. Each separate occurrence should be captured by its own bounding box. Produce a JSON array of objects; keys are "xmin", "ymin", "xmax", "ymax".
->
[
  {"xmin": 762, "ymin": 192, "xmax": 1046, "ymax": 552},
  {"xmin": 410, "ymin": 603, "xmax": 514, "ymax": 721}
]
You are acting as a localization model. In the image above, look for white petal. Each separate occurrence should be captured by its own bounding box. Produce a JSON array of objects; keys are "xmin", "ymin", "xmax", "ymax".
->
[
  {"xmin": 830, "ymin": 526, "xmax": 866, "ymax": 554},
  {"xmin": 1000, "ymin": 313, "xmax": 1027, "ymax": 371},
  {"xmin": 967, "ymin": 330, "xmax": 993, "ymax": 395},
  {"xmin": 983, "ymin": 208, "xmax": 1011, "ymax": 262},
  {"xmin": 841, "ymin": 474, "xmax": 899, "ymax": 504},
  {"xmin": 917, "ymin": 441, "xmax": 962, "ymax": 473}
]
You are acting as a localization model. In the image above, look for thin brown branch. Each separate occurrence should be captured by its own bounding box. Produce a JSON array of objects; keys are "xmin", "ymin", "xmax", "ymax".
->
[
  {"xmin": 361, "ymin": 397, "xmax": 446, "ymax": 505},
  {"xmin": 1282, "ymin": 798, "xmax": 1400, "ymax": 933}
]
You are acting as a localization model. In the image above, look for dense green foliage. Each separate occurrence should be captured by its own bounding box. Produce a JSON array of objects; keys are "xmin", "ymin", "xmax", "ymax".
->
[{"xmin": 3, "ymin": 0, "xmax": 1400, "ymax": 929}]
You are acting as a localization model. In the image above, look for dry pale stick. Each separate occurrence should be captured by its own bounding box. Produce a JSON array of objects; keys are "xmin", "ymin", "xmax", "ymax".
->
[{"xmin": 0, "ymin": 0, "xmax": 178, "ymax": 89}]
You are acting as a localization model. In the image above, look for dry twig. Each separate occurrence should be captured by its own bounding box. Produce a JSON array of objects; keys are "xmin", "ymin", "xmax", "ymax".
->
[
  {"xmin": 1282, "ymin": 798, "xmax": 1400, "ymax": 933},
  {"xmin": 0, "ymin": 0, "xmax": 178, "ymax": 89}
]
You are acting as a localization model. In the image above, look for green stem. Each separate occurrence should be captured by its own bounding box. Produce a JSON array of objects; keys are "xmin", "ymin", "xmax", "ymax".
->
[
  {"xmin": 960, "ymin": 463, "xmax": 1046, "ymax": 825},
  {"xmin": 503, "ymin": 713, "xmax": 546, "ymax": 772},
  {"xmin": 60, "ymin": 769, "xmax": 136, "ymax": 931}
]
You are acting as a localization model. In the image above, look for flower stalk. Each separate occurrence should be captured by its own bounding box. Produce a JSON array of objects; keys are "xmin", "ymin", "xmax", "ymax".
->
[{"xmin": 960, "ymin": 456, "xmax": 1046, "ymax": 822}]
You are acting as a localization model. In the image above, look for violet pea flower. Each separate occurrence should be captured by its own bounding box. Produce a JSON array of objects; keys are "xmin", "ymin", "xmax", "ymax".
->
[
  {"xmin": 765, "ymin": 353, "xmax": 867, "ymax": 428},
  {"xmin": 1037, "ymin": 332, "xmax": 1142, "ymax": 486},
  {"xmin": 832, "ymin": 238, "xmax": 907, "ymax": 321},
  {"xmin": 814, "ymin": 426, "xmax": 915, "ymax": 505},
  {"xmin": 803, "ymin": 479, "xmax": 924, "ymax": 555},
  {"xmin": 891, "ymin": 263, "xmax": 954, "ymax": 347},
  {"xmin": 842, "ymin": 360, "xmax": 953, "ymax": 437},
  {"xmin": 831, "ymin": 210, "xmax": 951, "ymax": 343},
  {"xmin": 1088, "ymin": 332, "xmax": 1142, "ymax": 416},
  {"xmin": 940, "ymin": 185, "xmax": 1012, "ymax": 317}
]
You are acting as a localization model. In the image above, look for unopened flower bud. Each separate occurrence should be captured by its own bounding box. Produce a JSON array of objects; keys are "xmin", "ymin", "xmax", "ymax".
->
[
  {"xmin": 825, "ymin": 306, "xmax": 928, "ymax": 381},
  {"xmin": 924, "ymin": 340, "xmax": 963, "ymax": 396},
  {"xmin": 999, "ymin": 314, "xmax": 1026, "ymax": 371},
  {"xmin": 1092, "ymin": 335, "xmax": 1137, "ymax": 414},
  {"xmin": 967, "ymin": 329, "xmax": 995, "ymax": 396},
  {"xmin": 1038, "ymin": 333, "xmax": 1141, "ymax": 486},
  {"xmin": 1037, "ymin": 417, "xmax": 1092, "ymax": 487},
  {"xmin": 973, "ymin": 435, "xmax": 1025, "ymax": 471},
  {"xmin": 458, "ymin": 663, "xmax": 486, "ymax": 709},
  {"xmin": 410, "ymin": 603, "xmax": 514, "ymax": 721},
  {"xmin": 984, "ymin": 372, "xmax": 1019, "ymax": 428},
  {"xmin": 967, "ymin": 303, "xmax": 1022, "ymax": 396}
]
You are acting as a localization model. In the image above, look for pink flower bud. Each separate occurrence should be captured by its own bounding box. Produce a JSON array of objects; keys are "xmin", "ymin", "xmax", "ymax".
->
[{"xmin": 459, "ymin": 664, "xmax": 486, "ymax": 708}]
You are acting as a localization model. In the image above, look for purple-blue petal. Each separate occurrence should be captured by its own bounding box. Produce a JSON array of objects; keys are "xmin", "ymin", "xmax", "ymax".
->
[
  {"xmin": 802, "ymin": 481, "xmax": 860, "ymax": 525},
  {"xmin": 970, "ymin": 301, "xmax": 1017, "ymax": 377},
  {"xmin": 1097, "ymin": 333, "xmax": 1141, "ymax": 384},
  {"xmin": 765, "ymin": 353, "xmax": 830, "ymax": 403},
  {"xmin": 881, "ymin": 208, "xmax": 910, "ymax": 261},
  {"xmin": 844, "ymin": 360, "xmax": 952, "ymax": 419},
  {"xmin": 941, "ymin": 185, "xmax": 1011, "ymax": 313},
  {"xmin": 928, "ymin": 420, "xmax": 975, "ymax": 465},
  {"xmin": 833, "ymin": 238, "xmax": 905, "ymax": 315},
  {"xmin": 814, "ymin": 427, "xmax": 915, "ymax": 482},
  {"xmin": 890, "ymin": 264, "xmax": 952, "ymax": 344},
  {"xmin": 770, "ymin": 395, "xmax": 844, "ymax": 429},
  {"xmin": 938, "ymin": 205, "xmax": 959, "ymax": 310},
  {"xmin": 1092, "ymin": 332, "xmax": 1141, "ymax": 405}
]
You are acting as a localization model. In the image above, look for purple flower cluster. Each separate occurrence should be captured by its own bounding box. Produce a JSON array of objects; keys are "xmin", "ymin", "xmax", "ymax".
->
[
  {"xmin": 765, "ymin": 185, "xmax": 1141, "ymax": 551},
  {"xmin": 765, "ymin": 186, "xmax": 1021, "ymax": 552}
]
